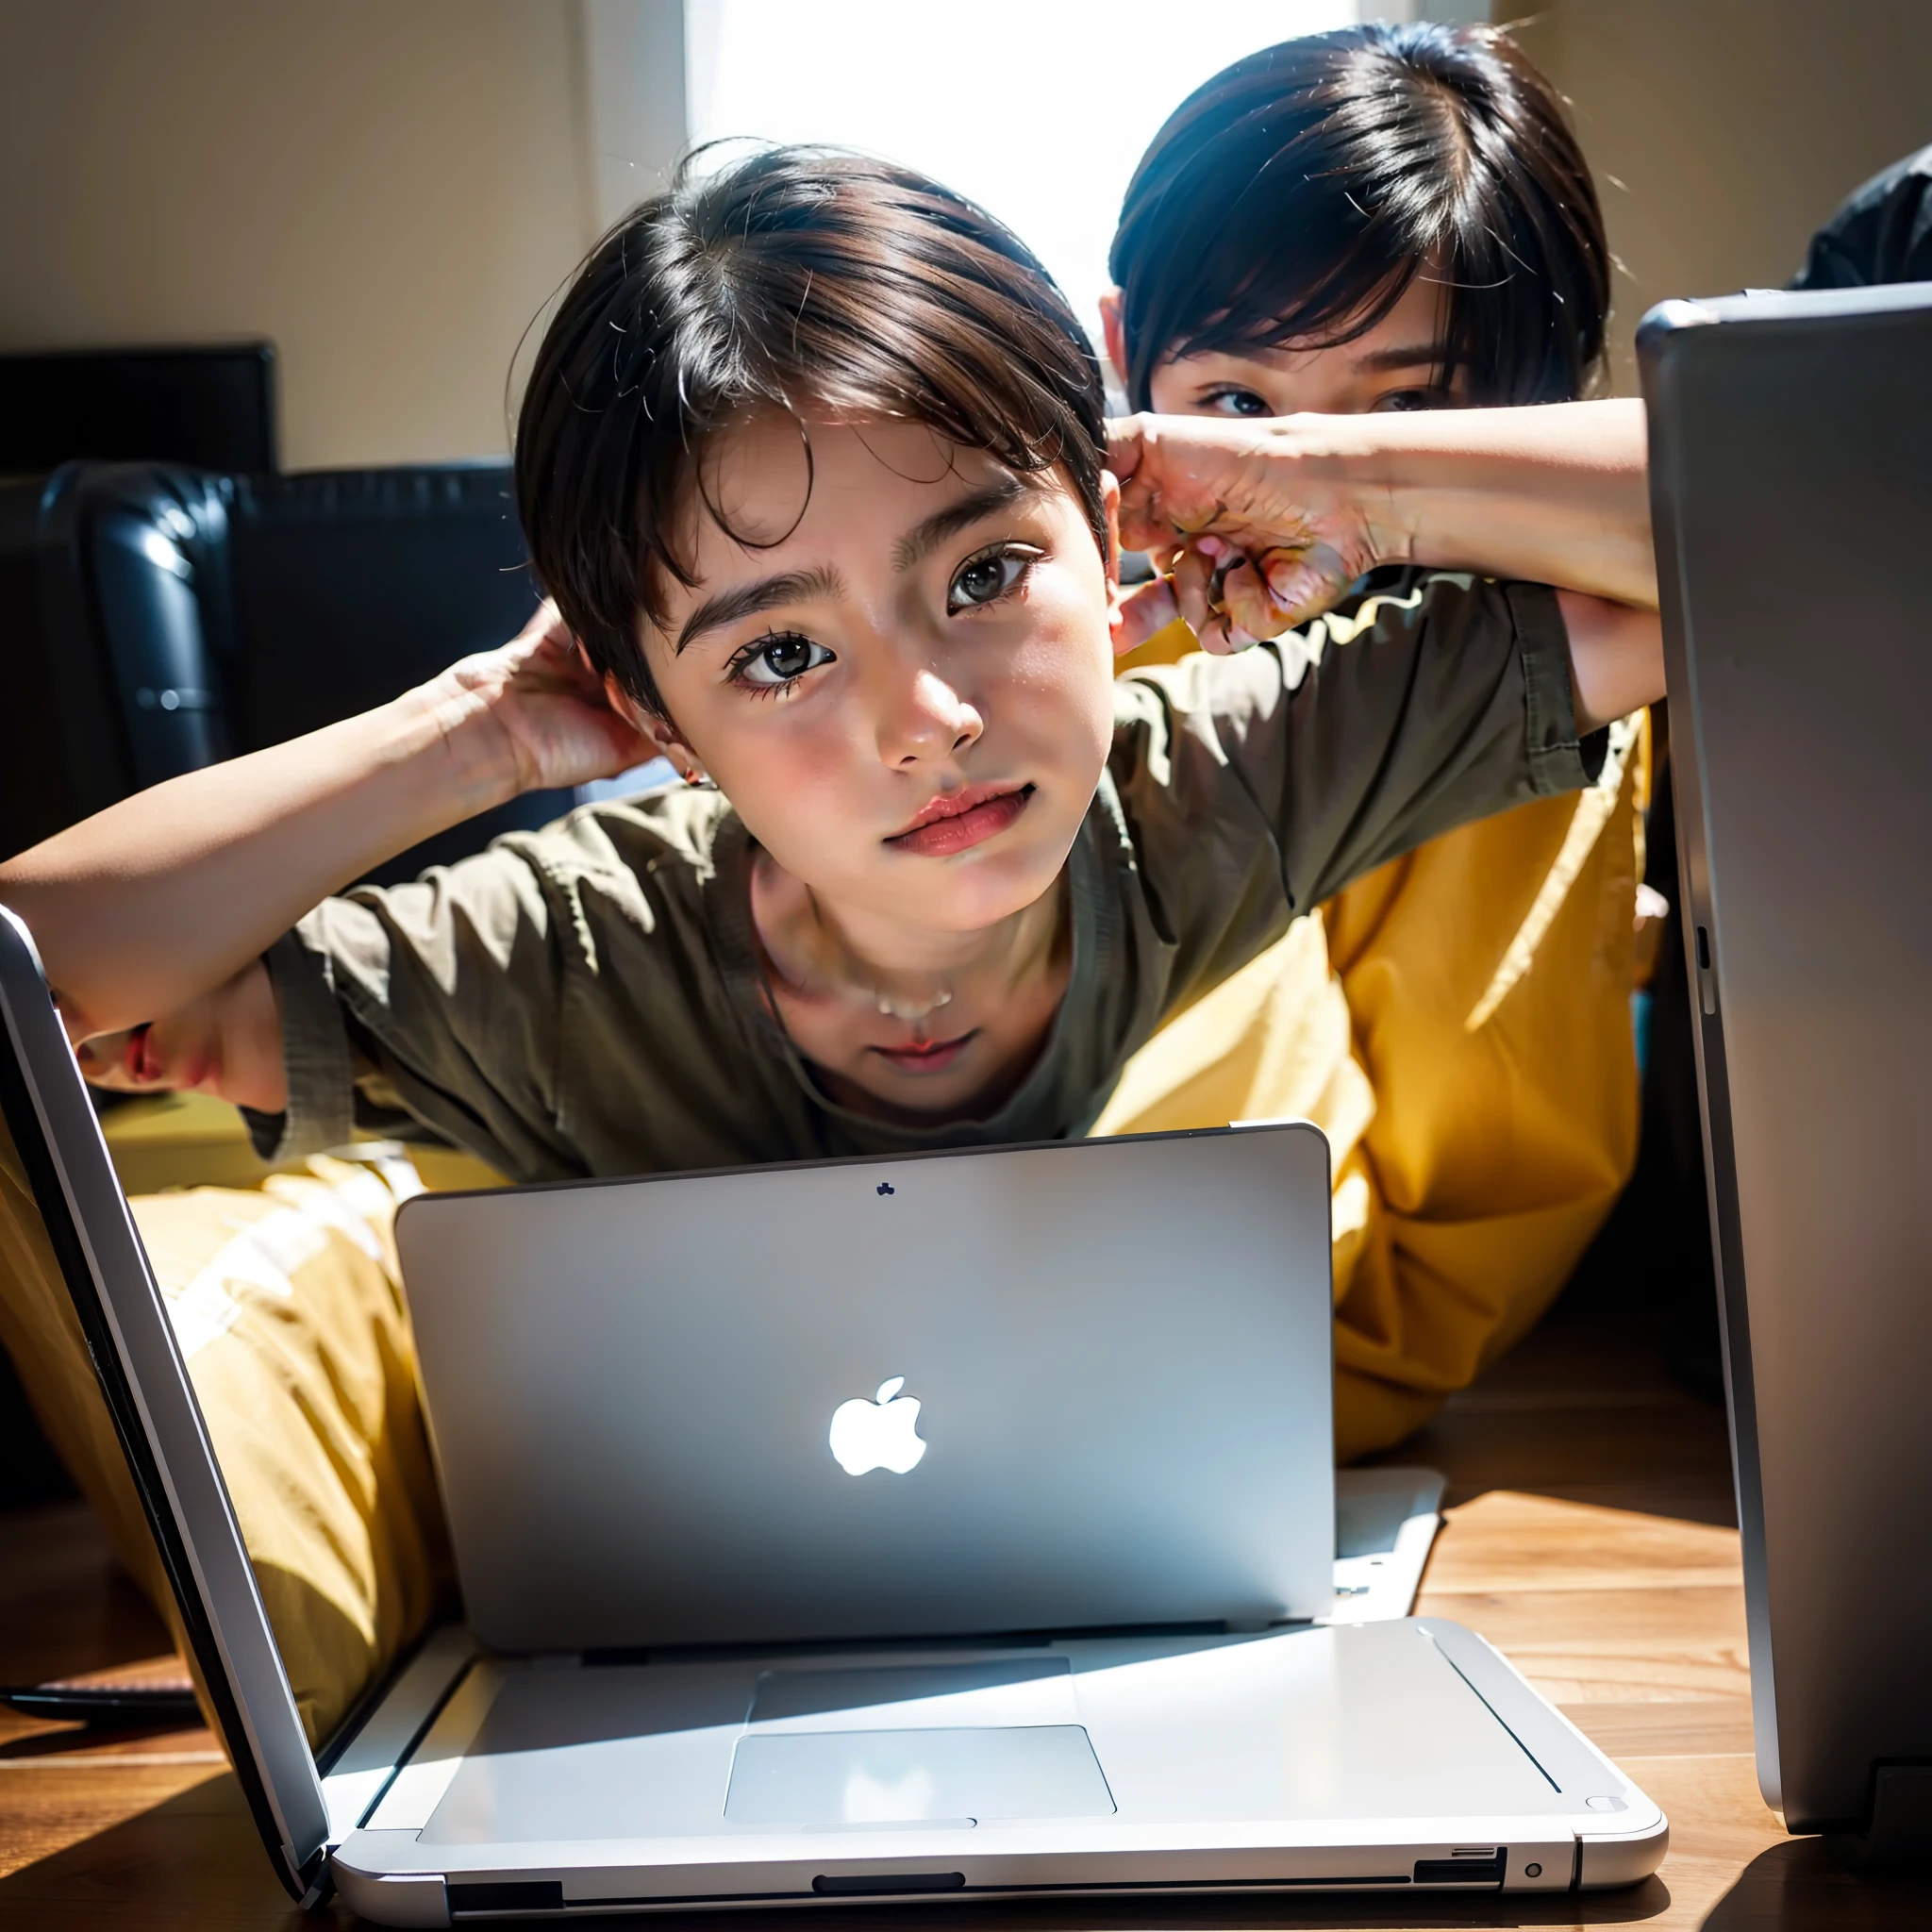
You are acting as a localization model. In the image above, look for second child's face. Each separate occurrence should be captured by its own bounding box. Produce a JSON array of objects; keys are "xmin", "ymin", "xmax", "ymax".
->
[
  {"xmin": 636, "ymin": 417, "xmax": 1119, "ymax": 936},
  {"xmin": 1125, "ymin": 275, "xmax": 1469, "ymax": 420}
]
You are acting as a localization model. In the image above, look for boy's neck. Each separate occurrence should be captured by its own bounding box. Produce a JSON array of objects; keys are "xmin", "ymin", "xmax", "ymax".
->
[
  {"xmin": 747, "ymin": 851, "xmax": 1074, "ymax": 1127},
  {"xmin": 752, "ymin": 853, "xmax": 1064, "ymax": 992}
]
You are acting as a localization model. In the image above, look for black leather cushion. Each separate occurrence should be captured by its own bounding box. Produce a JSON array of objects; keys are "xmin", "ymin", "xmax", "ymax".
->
[
  {"xmin": 0, "ymin": 464, "xmax": 220, "ymax": 856},
  {"xmin": 222, "ymin": 464, "xmax": 572, "ymax": 884},
  {"xmin": 0, "ymin": 461, "xmax": 575, "ymax": 883}
]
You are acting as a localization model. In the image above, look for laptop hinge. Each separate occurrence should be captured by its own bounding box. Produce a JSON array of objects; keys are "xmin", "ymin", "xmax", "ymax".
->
[
  {"xmin": 1828, "ymin": 1764, "xmax": 1932, "ymax": 1869},
  {"xmin": 296, "ymin": 1846, "xmax": 333, "ymax": 1909}
]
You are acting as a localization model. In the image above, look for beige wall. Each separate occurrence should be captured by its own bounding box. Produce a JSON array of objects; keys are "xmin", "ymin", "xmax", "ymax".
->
[
  {"xmin": 7, "ymin": 1, "xmax": 1924, "ymax": 454},
  {"xmin": 0, "ymin": 0, "xmax": 685, "ymax": 469},
  {"xmin": 1503, "ymin": 0, "xmax": 1932, "ymax": 393}
]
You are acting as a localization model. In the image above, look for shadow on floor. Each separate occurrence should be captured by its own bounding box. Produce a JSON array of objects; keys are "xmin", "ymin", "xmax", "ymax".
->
[
  {"xmin": 0, "ymin": 1772, "xmax": 305, "ymax": 1925},
  {"xmin": 1363, "ymin": 1306, "xmax": 1740, "ymax": 1530},
  {"xmin": 1701, "ymin": 1834, "xmax": 1932, "ymax": 1928}
]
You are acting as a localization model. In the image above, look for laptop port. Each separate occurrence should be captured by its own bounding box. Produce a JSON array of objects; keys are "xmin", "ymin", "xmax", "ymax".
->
[
  {"xmin": 447, "ymin": 1879, "xmax": 565, "ymax": 1912},
  {"xmin": 814, "ymin": 1872, "xmax": 967, "ymax": 1895},
  {"xmin": 1413, "ymin": 1849, "xmax": 1506, "ymax": 1885}
]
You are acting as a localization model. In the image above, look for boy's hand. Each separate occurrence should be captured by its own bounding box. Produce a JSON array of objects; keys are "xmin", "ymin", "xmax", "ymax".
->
[
  {"xmin": 415, "ymin": 601, "xmax": 665, "ymax": 797},
  {"xmin": 73, "ymin": 958, "xmax": 288, "ymax": 1114},
  {"xmin": 1108, "ymin": 414, "xmax": 1397, "ymax": 654}
]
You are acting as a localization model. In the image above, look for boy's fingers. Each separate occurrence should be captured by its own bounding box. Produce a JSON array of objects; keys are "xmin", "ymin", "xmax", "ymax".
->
[
  {"xmin": 1173, "ymin": 543, "xmax": 1255, "ymax": 654},
  {"xmin": 1108, "ymin": 415, "xmax": 1262, "ymax": 553},
  {"xmin": 1112, "ymin": 575, "xmax": 1180, "ymax": 656},
  {"xmin": 512, "ymin": 596, "xmax": 571, "ymax": 649},
  {"xmin": 1108, "ymin": 417, "xmax": 1197, "ymax": 554},
  {"xmin": 1104, "ymin": 417, "xmax": 1146, "ymax": 489},
  {"xmin": 1170, "ymin": 543, "xmax": 1212, "ymax": 637},
  {"xmin": 1257, "ymin": 542, "xmax": 1356, "ymax": 625},
  {"xmin": 1218, "ymin": 558, "xmax": 1295, "ymax": 641},
  {"xmin": 73, "ymin": 1027, "xmax": 135, "ymax": 1078},
  {"xmin": 1116, "ymin": 489, "xmax": 1190, "ymax": 558}
]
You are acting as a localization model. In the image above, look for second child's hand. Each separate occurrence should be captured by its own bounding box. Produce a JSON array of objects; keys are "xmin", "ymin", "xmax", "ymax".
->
[
  {"xmin": 1105, "ymin": 401, "xmax": 1658, "ymax": 659},
  {"xmin": 1108, "ymin": 415, "xmax": 1390, "ymax": 656}
]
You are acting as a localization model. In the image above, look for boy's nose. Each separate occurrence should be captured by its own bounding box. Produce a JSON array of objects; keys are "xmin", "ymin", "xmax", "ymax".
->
[{"xmin": 877, "ymin": 665, "xmax": 983, "ymax": 767}]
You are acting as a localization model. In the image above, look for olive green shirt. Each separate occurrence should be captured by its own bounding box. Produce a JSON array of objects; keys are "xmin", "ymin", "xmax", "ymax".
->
[{"xmin": 257, "ymin": 573, "xmax": 1601, "ymax": 1181}]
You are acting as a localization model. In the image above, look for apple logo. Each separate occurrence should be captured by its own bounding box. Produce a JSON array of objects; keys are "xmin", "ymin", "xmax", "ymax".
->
[{"xmin": 828, "ymin": 1376, "xmax": 927, "ymax": 1475}]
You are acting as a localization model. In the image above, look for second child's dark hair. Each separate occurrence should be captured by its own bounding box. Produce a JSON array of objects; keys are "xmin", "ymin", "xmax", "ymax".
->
[
  {"xmin": 1108, "ymin": 23, "xmax": 1609, "ymax": 409},
  {"xmin": 516, "ymin": 144, "xmax": 1107, "ymax": 717}
]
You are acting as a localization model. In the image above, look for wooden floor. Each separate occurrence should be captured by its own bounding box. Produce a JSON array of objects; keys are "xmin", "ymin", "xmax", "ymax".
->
[{"xmin": 4, "ymin": 1309, "xmax": 1930, "ymax": 1928}]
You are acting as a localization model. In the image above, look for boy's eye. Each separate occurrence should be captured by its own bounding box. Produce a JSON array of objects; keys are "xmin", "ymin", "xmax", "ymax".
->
[
  {"xmin": 730, "ymin": 631, "xmax": 834, "ymax": 690},
  {"xmin": 947, "ymin": 543, "xmax": 1041, "ymax": 614},
  {"xmin": 1372, "ymin": 387, "xmax": 1454, "ymax": 414},
  {"xmin": 1199, "ymin": 385, "xmax": 1272, "ymax": 419}
]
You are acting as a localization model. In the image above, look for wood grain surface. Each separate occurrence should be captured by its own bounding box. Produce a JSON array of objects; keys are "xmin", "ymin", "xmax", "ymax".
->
[{"xmin": 3, "ymin": 1308, "xmax": 1928, "ymax": 1928}]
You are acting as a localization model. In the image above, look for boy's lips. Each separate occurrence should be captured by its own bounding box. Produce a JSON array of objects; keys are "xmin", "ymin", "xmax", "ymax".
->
[
  {"xmin": 870, "ymin": 1029, "xmax": 980, "ymax": 1074},
  {"xmin": 885, "ymin": 783, "xmax": 1034, "ymax": 858}
]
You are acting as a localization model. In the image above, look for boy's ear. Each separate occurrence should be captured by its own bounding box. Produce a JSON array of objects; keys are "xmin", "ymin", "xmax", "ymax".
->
[
  {"xmin": 599, "ymin": 669, "xmax": 654, "ymax": 735},
  {"xmin": 600, "ymin": 670, "xmax": 707, "ymax": 782},
  {"xmin": 1099, "ymin": 290, "xmax": 1128, "ymax": 397}
]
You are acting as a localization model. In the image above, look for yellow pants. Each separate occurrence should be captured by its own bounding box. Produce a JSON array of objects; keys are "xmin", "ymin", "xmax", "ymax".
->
[{"xmin": 1103, "ymin": 631, "xmax": 1646, "ymax": 1459}]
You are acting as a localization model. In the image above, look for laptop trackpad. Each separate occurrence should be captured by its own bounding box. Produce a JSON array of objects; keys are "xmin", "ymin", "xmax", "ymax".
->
[
  {"xmin": 726, "ymin": 1660, "xmax": 1114, "ymax": 1825},
  {"xmin": 725, "ymin": 1725, "xmax": 1114, "ymax": 1825}
]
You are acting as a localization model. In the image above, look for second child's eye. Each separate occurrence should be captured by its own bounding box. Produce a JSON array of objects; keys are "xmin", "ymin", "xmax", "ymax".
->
[
  {"xmin": 1372, "ymin": 387, "xmax": 1454, "ymax": 414},
  {"xmin": 948, "ymin": 544, "xmax": 1041, "ymax": 613},
  {"xmin": 729, "ymin": 631, "xmax": 834, "ymax": 691},
  {"xmin": 1200, "ymin": 385, "xmax": 1272, "ymax": 418}
]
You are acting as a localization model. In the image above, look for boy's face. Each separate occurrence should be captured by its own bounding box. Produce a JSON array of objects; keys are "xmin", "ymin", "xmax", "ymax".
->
[
  {"xmin": 1109, "ymin": 275, "xmax": 1469, "ymax": 419},
  {"xmin": 633, "ymin": 417, "xmax": 1119, "ymax": 936}
]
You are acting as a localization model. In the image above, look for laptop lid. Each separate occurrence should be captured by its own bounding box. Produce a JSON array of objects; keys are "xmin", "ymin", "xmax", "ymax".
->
[
  {"xmin": 0, "ymin": 905, "xmax": 330, "ymax": 1900},
  {"xmin": 394, "ymin": 1124, "xmax": 1336, "ymax": 1654},
  {"xmin": 1640, "ymin": 282, "xmax": 1932, "ymax": 1846}
]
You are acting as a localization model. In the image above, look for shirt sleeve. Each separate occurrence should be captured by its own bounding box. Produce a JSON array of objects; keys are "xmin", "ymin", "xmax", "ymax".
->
[
  {"xmin": 1108, "ymin": 571, "xmax": 1604, "ymax": 1012},
  {"xmin": 248, "ymin": 795, "xmax": 751, "ymax": 1180},
  {"xmin": 247, "ymin": 834, "xmax": 575, "ymax": 1173}
]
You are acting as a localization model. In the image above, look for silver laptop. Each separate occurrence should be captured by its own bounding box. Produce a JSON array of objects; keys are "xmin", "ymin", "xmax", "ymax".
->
[
  {"xmin": 394, "ymin": 1125, "xmax": 1338, "ymax": 1651},
  {"xmin": 0, "ymin": 902, "xmax": 1666, "ymax": 1917},
  {"xmin": 1641, "ymin": 280, "xmax": 1932, "ymax": 1863}
]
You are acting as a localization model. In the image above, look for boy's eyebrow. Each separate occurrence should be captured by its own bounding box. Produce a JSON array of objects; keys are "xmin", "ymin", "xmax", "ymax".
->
[
  {"xmin": 675, "ymin": 565, "xmax": 844, "ymax": 654},
  {"xmin": 891, "ymin": 476, "xmax": 1033, "ymax": 573},
  {"xmin": 1351, "ymin": 342, "xmax": 1447, "ymax": 375},
  {"xmin": 673, "ymin": 478, "xmax": 1032, "ymax": 652}
]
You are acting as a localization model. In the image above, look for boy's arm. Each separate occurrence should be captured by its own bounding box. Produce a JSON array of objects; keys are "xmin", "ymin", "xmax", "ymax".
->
[
  {"xmin": 1110, "ymin": 398, "xmax": 1661, "ymax": 666},
  {"xmin": 1556, "ymin": 591, "xmax": 1664, "ymax": 735},
  {"xmin": 0, "ymin": 604, "xmax": 658, "ymax": 1053}
]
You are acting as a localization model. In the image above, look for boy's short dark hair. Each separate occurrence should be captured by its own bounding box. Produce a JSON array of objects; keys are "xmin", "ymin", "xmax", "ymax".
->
[
  {"xmin": 1108, "ymin": 23, "xmax": 1609, "ymax": 410},
  {"xmin": 516, "ymin": 145, "xmax": 1107, "ymax": 717}
]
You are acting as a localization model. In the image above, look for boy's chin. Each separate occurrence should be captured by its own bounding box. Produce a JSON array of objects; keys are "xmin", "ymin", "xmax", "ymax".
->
[{"xmin": 839, "ymin": 844, "xmax": 1067, "ymax": 934}]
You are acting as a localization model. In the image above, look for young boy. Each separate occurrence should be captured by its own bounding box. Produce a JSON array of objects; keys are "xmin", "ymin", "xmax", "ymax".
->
[
  {"xmin": 1096, "ymin": 23, "xmax": 1650, "ymax": 1452},
  {"xmin": 2, "ymin": 145, "xmax": 1656, "ymax": 1275}
]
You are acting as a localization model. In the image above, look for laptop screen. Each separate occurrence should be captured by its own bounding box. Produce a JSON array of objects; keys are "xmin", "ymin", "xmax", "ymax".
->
[{"xmin": 0, "ymin": 907, "xmax": 331, "ymax": 1899}]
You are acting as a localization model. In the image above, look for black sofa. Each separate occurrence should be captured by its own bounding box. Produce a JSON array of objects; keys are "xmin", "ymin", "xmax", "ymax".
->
[
  {"xmin": 0, "ymin": 458, "xmax": 601, "ymax": 1508},
  {"xmin": 0, "ymin": 460, "xmax": 579, "ymax": 881}
]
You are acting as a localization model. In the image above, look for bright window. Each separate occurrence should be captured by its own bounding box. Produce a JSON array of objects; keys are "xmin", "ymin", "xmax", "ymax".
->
[{"xmin": 684, "ymin": 1, "xmax": 1363, "ymax": 376}]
